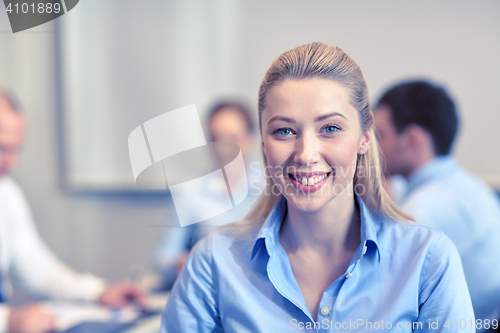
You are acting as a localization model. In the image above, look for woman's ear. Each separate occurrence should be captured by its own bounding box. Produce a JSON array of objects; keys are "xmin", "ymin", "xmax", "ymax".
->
[
  {"xmin": 261, "ymin": 139, "xmax": 268, "ymax": 161},
  {"xmin": 358, "ymin": 129, "xmax": 372, "ymax": 154}
]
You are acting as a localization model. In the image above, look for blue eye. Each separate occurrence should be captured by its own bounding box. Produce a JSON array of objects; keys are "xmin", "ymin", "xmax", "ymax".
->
[
  {"xmin": 279, "ymin": 128, "xmax": 292, "ymax": 135},
  {"xmin": 322, "ymin": 125, "xmax": 340, "ymax": 134},
  {"xmin": 275, "ymin": 128, "xmax": 292, "ymax": 136}
]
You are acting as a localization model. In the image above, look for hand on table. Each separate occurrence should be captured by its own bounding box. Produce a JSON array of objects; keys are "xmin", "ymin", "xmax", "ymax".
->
[
  {"xmin": 7, "ymin": 304, "xmax": 55, "ymax": 333},
  {"xmin": 98, "ymin": 282, "xmax": 147, "ymax": 309}
]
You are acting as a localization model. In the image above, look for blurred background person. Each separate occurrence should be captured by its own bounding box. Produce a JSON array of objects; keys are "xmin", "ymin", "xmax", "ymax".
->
[
  {"xmin": 373, "ymin": 80, "xmax": 500, "ymax": 330},
  {"xmin": 0, "ymin": 90, "xmax": 147, "ymax": 333},
  {"xmin": 154, "ymin": 100, "xmax": 264, "ymax": 290}
]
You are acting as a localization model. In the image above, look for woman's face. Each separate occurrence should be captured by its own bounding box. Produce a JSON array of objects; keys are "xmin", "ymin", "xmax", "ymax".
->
[{"xmin": 261, "ymin": 78, "xmax": 371, "ymax": 212}]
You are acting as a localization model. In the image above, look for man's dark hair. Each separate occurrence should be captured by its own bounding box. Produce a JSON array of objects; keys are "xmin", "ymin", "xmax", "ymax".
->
[
  {"xmin": 207, "ymin": 100, "xmax": 255, "ymax": 134},
  {"xmin": 376, "ymin": 80, "xmax": 459, "ymax": 156}
]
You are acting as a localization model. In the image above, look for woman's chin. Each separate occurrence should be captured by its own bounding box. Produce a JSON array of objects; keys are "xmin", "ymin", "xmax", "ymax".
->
[
  {"xmin": 281, "ymin": 181, "xmax": 349, "ymax": 213},
  {"xmin": 284, "ymin": 192, "xmax": 331, "ymax": 213}
]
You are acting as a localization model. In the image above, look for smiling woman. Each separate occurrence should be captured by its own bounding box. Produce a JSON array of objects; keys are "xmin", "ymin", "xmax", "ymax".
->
[
  {"xmin": 160, "ymin": 43, "xmax": 475, "ymax": 333},
  {"xmin": 252, "ymin": 43, "xmax": 410, "ymax": 224}
]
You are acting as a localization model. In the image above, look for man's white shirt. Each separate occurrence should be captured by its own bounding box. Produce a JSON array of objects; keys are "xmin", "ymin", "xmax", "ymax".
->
[{"xmin": 0, "ymin": 177, "xmax": 106, "ymax": 330}]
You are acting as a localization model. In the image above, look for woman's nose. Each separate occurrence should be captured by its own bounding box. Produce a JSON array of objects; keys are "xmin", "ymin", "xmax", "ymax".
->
[{"xmin": 293, "ymin": 133, "xmax": 320, "ymax": 166}]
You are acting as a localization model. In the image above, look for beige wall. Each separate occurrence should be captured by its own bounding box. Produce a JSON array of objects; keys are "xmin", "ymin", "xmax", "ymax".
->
[{"xmin": 58, "ymin": 0, "xmax": 500, "ymax": 190}]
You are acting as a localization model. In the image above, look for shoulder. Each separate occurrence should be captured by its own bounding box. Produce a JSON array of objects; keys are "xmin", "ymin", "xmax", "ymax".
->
[
  {"xmin": 383, "ymin": 218, "xmax": 461, "ymax": 270},
  {"xmin": 402, "ymin": 173, "xmax": 466, "ymax": 227},
  {"xmin": 392, "ymin": 221, "xmax": 462, "ymax": 270},
  {"xmin": 377, "ymin": 213, "xmax": 444, "ymax": 245},
  {"xmin": 0, "ymin": 176, "xmax": 24, "ymax": 197},
  {"xmin": 406, "ymin": 163, "xmax": 496, "ymax": 207},
  {"xmin": 375, "ymin": 213, "xmax": 460, "ymax": 266},
  {"xmin": 376, "ymin": 215, "xmax": 464, "ymax": 291},
  {"xmin": 402, "ymin": 166, "xmax": 500, "ymax": 226},
  {"xmin": 403, "ymin": 181, "xmax": 456, "ymax": 214},
  {"xmin": 186, "ymin": 220, "xmax": 258, "ymax": 267},
  {"xmin": 0, "ymin": 177, "xmax": 30, "ymax": 215},
  {"xmin": 172, "ymin": 220, "xmax": 258, "ymax": 309}
]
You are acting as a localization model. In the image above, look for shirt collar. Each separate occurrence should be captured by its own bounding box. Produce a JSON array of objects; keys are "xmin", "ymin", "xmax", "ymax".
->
[
  {"xmin": 250, "ymin": 195, "xmax": 381, "ymax": 263},
  {"xmin": 251, "ymin": 196, "xmax": 287, "ymax": 260},
  {"xmin": 356, "ymin": 194, "xmax": 382, "ymax": 263},
  {"xmin": 406, "ymin": 155, "xmax": 458, "ymax": 193}
]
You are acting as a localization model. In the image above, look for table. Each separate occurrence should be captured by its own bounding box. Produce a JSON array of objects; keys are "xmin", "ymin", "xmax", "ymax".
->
[{"xmin": 45, "ymin": 293, "xmax": 168, "ymax": 333}]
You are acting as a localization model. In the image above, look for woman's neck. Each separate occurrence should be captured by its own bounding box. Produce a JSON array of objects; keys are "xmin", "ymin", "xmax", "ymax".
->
[{"xmin": 280, "ymin": 183, "xmax": 361, "ymax": 257}]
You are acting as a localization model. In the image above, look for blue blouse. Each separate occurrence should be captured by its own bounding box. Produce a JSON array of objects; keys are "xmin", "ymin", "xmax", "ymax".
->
[{"xmin": 161, "ymin": 195, "xmax": 475, "ymax": 332}]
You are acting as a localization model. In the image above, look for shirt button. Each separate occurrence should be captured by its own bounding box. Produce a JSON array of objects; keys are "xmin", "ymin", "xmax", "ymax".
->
[
  {"xmin": 345, "ymin": 272, "xmax": 353, "ymax": 278},
  {"xmin": 363, "ymin": 245, "xmax": 367, "ymax": 254},
  {"xmin": 321, "ymin": 307, "xmax": 329, "ymax": 316}
]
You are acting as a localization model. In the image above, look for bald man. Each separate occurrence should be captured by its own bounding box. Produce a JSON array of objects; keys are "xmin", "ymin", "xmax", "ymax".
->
[{"xmin": 0, "ymin": 91, "xmax": 146, "ymax": 333}]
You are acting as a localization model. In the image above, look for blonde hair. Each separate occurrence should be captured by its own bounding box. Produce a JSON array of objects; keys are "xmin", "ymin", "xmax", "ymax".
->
[{"xmin": 245, "ymin": 42, "xmax": 413, "ymax": 226}]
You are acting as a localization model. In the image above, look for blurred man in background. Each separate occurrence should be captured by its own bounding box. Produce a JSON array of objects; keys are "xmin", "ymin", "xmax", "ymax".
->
[
  {"xmin": 374, "ymin": 80, "xmax": 500, "ymax": 330},
  {"xmin": 0, "ymin": 90, "xmax": 146, "ymax": 333},
  {"xmin": 154, "ymin": 99, "xmax": 264, "ymax": 289}
]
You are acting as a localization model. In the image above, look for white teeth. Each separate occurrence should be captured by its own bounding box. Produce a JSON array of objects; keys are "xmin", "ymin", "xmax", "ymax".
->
[{"xmin": 293, "ymin": 174, "xmax": 328, "ymax": 186}]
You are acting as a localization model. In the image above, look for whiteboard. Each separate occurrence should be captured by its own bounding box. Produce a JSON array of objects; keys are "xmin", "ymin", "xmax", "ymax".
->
[{"xmin": 58, "ymin": 0, "xmax": 500, "ymax": 191}]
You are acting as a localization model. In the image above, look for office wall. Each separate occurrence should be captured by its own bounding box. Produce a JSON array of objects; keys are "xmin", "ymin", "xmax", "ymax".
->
[{"xmin": 60, "ymin": 0, "xmax": 500, "ymax": 190}]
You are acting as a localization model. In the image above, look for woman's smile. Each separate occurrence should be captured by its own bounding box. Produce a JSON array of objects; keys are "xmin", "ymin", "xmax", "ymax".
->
[{"xmin": 287, "ymin": 171, "xmax": 332, "ymax": 193}]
